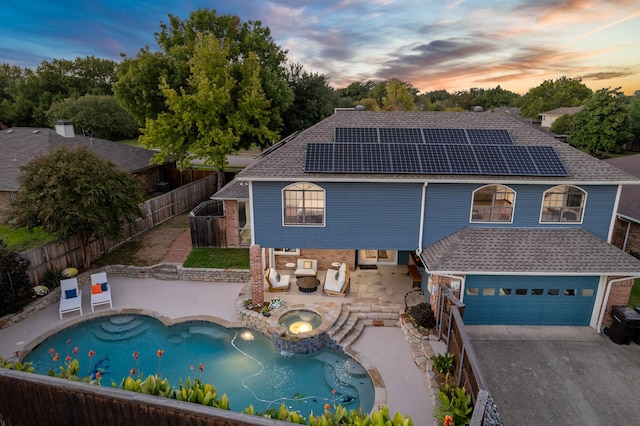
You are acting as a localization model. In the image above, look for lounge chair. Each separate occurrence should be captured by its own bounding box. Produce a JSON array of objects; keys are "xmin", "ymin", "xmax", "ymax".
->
[
  {"xmin": 324, "ymin": 263, "xmax": 350, "ymax": 297},
  {"xmin": 59, "ymin": 278, "xmax": 82, "ymax": 320},
  {"xmin": 294, "ymin": 259, "xmax": 318, "ymax": 277},
  {"xmin": 90, "ymin": 272, "xmax": 113, "ymax": 312},
  {"xmin": 265, "ymin": 268, "xmax": 290, "ymax": 292}
]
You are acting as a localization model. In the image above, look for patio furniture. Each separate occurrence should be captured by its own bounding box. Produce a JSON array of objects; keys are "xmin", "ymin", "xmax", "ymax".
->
[
  {"xmin": 266, "ymin": 268, "xmax": 290, "ymax": 292},
  {"xmin": 297, "ymin": 276, "xmax": 320, "ymax": 293},
  {"xmin": 90, "ymin": 272, "xmax": 113, "ymax": 312},
  {"xmin": 324, "ymin": 263, "xmax": 349, "ymax": 297},
  {"xmin": 294, "ymin": 259, "xmax": 318, "ymax": 277},
  {"xmin": 59, "ymin": 278, "xmax": 82, "ymax": 320}
]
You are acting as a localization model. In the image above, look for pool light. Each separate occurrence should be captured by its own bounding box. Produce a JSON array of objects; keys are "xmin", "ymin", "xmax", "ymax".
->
[
  {"xmin": 240, "ymin": 330, "xmax": 254, "ymax": 341},
  {"xmin": 289, "ymin": 321, "xmax": 313, "ymax": 334}
]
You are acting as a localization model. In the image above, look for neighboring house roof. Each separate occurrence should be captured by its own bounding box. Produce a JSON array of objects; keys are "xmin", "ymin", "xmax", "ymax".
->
[
  {"xmin": 604, "ymin": 154, "xmax": 640, "ymax": 222},
  {"xmin": 0, "ymin": 127, "xmax": 162, "ymax": 191},
  {"xmin": 235, "ymin": 111, "xmax": 638, "ymax": 184},
  {"xmin": 540, "ymin": 106, "xmax": 584, "ymax": 116},
  {"xmin": 212, "ymin": 179, "xmax": 249, "ymax": 200},
  {"xmin": 421, "ymin": 227, "xmax": 640, "ymax": 275}
]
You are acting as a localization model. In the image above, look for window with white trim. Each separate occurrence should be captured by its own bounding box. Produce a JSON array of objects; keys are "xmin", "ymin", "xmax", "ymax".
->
[
  {"xmin": 274, "ymin": 248, "xmax": 300, "ymax": 255},
  {"xmin": 471, "ymin": 185, "xmax": 515, "ymax": 223},
  {"xmin": 283, "ymin": 183, "xmax": 325, "ymax": 226},
  {"xmin": 540, "ymin": 185, "xmax": 585, "ymax": 223}
]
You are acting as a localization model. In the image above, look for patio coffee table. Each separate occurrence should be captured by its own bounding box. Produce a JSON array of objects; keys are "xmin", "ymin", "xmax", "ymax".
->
[{"xmin": 297, "ymin": 276, "xmax": 320, "ymax": 293}]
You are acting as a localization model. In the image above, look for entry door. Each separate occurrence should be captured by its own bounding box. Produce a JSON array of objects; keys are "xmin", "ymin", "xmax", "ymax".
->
[{"xmin": 359, "ymin": 250, "xmax": 397, "ymax": 265}]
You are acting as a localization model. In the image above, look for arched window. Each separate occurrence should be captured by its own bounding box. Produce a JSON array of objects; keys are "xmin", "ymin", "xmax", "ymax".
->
[
  {"xmin": 540, "ymin": 185, "xmax": 586, "ymax": 223},
  {"xmin": 471, "ymin": 185, "xmax": 515, "ymax": 223},
  {"xmin": 283, "ymin": 183, "xmax": 325, "ymax": 226}
]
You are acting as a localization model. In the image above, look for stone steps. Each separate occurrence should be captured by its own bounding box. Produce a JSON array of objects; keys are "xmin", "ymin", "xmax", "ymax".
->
[{"xmin": 327, "ymin": 305, "xmax": 364, "ymax": 349}]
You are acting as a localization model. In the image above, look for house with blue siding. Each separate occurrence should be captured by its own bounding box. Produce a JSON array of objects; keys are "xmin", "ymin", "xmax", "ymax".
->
[{"xmin": 213, "ymin": 111, "xmax": 640, "ymax": 330}]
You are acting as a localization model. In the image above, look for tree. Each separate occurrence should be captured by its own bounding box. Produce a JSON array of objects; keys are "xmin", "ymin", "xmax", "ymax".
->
[
  {"xmin": 140, "ymin": 33, "xmax": 276, "ymax": 190},
  {"xmin": 549, "ymin": 113, "xmax": 575, "ymax": 135},
  {"xmin": 0, "ymin": 241, "xmax": 31, "ymax": 316},
  {"xmin": 281, "ymin": 63, "xmax": 336, "ymax": 136},
  {"xmin": 569, "ymin": 87, "xmax": 633, "ymax": 155},
  {"xmin": 629, "ymin": 95, "xmax": 640, "ymax": 145},
  {"xmin": 46, "ymin": 95, "xmax": 140, "ymax": 140},
  {"xmin": 382, "ymin": 78, "xmax": 418, "ymax": 111},
  {"xmin": 114, "ymin": 9, "xmax": 293, "ymax": 140},
  {"xmin": 519, "ymin": 76, "xmax": 592, "ymax": 119},
  {"xmin": 10, "ymin": 147, "xmax": 143, "ymax": 269}
]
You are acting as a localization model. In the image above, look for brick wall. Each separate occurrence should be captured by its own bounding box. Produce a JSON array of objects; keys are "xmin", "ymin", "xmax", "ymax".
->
[
  {"xmin": 600, "ymin": 277, "xmax": 635, "ymax": 327},
  {"xmin": 224, "ymin": 200, "xmax": 240, "ymax": 247},
  {"xmin": 611, "ymin": 218, "xmax": 640, "ymax": 257}
]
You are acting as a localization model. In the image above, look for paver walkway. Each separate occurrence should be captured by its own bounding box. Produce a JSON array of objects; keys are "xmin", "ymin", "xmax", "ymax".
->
[{"xmin": 161, "ymin": 229, "xmax": 192, "ymax": 263}]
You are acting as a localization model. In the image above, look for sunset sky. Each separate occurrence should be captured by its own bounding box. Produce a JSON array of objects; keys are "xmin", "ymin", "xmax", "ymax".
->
[{"xmin": 2, "ymin": 0, "xmax": 639, "ymax": 95}]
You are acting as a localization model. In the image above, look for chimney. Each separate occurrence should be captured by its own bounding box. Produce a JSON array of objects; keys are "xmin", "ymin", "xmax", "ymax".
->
[{"xmin": 55, "ymin": 119, "xmax": 75, "ymax": 138}]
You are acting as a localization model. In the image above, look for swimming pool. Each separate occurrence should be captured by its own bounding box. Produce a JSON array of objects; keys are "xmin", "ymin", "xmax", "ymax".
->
[{"xmin": 23, "ymin": 315, "xmax": 374, "ymax": 418}]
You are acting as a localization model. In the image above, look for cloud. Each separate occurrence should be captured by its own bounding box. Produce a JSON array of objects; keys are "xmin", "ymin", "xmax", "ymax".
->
[{"xmin": 576, "ymin": 70, "xmax": 635, "ymax": 81}]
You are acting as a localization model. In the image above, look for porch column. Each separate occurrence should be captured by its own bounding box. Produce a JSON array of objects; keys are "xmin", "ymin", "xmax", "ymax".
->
[{"xmin": 250, "ymin": 244, "xmax": 264, "ymax": 306}]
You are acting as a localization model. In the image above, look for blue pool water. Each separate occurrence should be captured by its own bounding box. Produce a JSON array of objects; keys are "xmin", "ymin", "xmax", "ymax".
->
[{"xmin": 23, "ymin": 315, "xmax": 374, "ymax": 418}]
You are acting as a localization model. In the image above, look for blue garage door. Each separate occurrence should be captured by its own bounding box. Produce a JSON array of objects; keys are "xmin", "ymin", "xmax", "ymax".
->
[{"xmin": 462, "ymin": 275, "xmax": 599, "ymax": 325}]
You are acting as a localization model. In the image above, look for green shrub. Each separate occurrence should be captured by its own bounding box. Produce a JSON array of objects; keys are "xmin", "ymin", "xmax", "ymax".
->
[
  {"xmin": 434, "ymin": 385, "xmax": 473, "ymax": 425},
  {"xmin": 43, "ymin": 268, "xmax": 64, "ymax": 289},
  {"xmin": 0, "ymin": 240, "xmax": 32, "ymax": 316},
  {"xmin": 407, "ymin": 302, "xmax": 436, "ymax": 330},
  {"xmin": 433, "ymin": 352, "xmax": 454, "ymax": 375}
]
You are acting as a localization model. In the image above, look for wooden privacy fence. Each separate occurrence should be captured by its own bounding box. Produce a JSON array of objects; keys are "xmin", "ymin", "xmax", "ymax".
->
[
  {"xmin": 189, "ymin": 200, "xmax": 226, "ymax": 248},
  {"xmin": 435, "ymin": 286, "xmax": 501, "ymax": 426},
  {"xmin": 0, "ymin": 369, "xmax": 287, "ymax": 426},
  {"xmin": 22, "ymin": 174, "xmax": 217, "ymax": 284}
]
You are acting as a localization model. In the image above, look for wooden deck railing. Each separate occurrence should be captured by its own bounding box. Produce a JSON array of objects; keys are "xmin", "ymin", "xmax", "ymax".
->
[{"xmin": 435, "ymin": 285, "xmax": 500, "ymax": 426}]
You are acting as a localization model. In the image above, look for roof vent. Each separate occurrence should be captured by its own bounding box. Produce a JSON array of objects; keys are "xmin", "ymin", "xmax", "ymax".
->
[
  {"xmin": 6, "ymin": 129, "xmax": 14, "ymax": 134},
  {"xmin": 355, "ymin": 105, "xmax": 365, "ymax": 111},
  {"xmin": 32, "ymin": 129, "xmax": 40, "ymax": 134},
  {"xmin": 55, "ymin": 119, "xmax": 75, "ymax": 138}
]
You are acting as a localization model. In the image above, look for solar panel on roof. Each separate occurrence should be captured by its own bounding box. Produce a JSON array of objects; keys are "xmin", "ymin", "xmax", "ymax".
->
[
  {"xmin": 304, "ymin": 144, "xmax": 333, "ymax": 172},
  {"xmin": 466, "ymin": 129, "xmax": 514, "ymax": 145},
  {"xmin": 333, "ymin": 144, "xmax": 362, "ymax": 172},
  {"xmin": 446, "ymin": 145, "xmax": 480, "ymax": 174},
  {"xmin": 362, "ymin": 144, "xmax": 392, "ymax": 172},
  {"xmin": 379, "ymin": 128, "xmax": 423, "ymax": 144},
  {"xmin": 335, "ymin": 128, "xmax": 379, "ymax": 143},
  {"xmin": 500, "ymin": 146, "xmax": 538, "ymax": 175},
  {"xmin": 388, "ymin": 144, "xmax": 422, "ymax": 173},
  {"xmin": 417, "ymin": 145, "xmax": 450, "ymax": 173},
  {"xmin": 473, "ymin": 145, "xmax": 511, "ymax": 175},
  {"xmin": 526, "ymin": 146, "xmax": 568, "ymax": 176},
  {"xmin": 422, "ymin": 128, "xmax": 467, "ymax": 144}
]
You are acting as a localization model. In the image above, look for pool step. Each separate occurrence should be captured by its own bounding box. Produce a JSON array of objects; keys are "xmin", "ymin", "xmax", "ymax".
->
[
  {"xmin": 93, "ymin": 316, "xmax": 149, "ymax": 342},
  {"xmin": 316, "ymin": 351, "xmax": 365, "ymax": 404}
]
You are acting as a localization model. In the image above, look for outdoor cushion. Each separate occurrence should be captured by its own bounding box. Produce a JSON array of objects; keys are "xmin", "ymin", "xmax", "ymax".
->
[
  {"xmin": 65, "ymin": 289, "xmax": 77, "ymax": 299},
  {"xmin": 101, "ymin": 282, "xmax": 108, "ymax": 291},
  {"xmin": 92, "ymin": 285, "xmax": 103, "ymax": 294},
  {"xmin": 304, "ymin": 260, "xmax": 312, "ymax": 269}
]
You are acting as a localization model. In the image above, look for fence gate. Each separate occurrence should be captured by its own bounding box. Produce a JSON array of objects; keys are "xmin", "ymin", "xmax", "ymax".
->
[{"xmin": 189, "ymin": 200, "xmax": 226, "ymax": 248}]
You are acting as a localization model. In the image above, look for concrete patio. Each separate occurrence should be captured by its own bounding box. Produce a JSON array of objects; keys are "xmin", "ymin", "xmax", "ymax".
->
[{"xmin": 0, "ymin": 265, "xmax": 439, "ymax": 423}]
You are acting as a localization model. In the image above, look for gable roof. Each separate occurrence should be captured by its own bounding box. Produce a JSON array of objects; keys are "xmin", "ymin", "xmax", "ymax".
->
[
  {"xmin": 541, "ymin": 106, "xmax": 584, "ymax": 116},
  {"xmin": 0, "ymin": 127, "xmax": 163, "ymax": 191},
  {"xmin": 603, "ymin": 154, "xmax": 640, "ymax": 222},
  {"xmin": 234, "ymin": 111, "xmax": 637, "ymax": 185},
  {"xmin": 421, "ymin": 227, "xmax": 640, "ymax": 275}
]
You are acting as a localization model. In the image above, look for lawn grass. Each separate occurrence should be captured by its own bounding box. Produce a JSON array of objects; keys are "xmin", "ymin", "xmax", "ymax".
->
[
  {"xmin": 91, "ymin": 241, "xmax": 144, "ymax": 267},
  {"xmin": 0, "ymin": 224, "xmax": 56, "ymax": 251},
  {"xmin": 184, "ymin": 248, "xmax": 250, "ymax": 269},
  {"xmin": 629, "ymin": 278, "xmax": 640, "ymax": 308}
]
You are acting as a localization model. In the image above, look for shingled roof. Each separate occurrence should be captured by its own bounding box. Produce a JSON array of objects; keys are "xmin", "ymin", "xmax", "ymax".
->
[
  {"xmin": 0, "ymin": 127, "xmax": 163, "ymax": 191},
  {"xmin": 421, "ymin": 227, "xmax": 640, "ymax": 275},
  {"xmin": 604, "ymin": 154, "xmax": 640, "ymax": 222},
  {"xmin": 235, "ymin": 111, "xmax": 638, "ymax": 184}
]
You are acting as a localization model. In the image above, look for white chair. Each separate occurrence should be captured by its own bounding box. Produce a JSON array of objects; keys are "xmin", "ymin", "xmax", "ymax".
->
[
  {"xmin": 59, "ymin": 278, "xmax": 82, "ymax": 320},
  {"xmin": 90, "ymin": 272, "xmax": 113, "ymax": 312}
]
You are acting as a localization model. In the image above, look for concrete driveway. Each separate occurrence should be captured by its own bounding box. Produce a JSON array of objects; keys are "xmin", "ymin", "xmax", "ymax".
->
[{"xmin": 467, "ymin": 326, "xmax": 640, "ymax": 426}]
